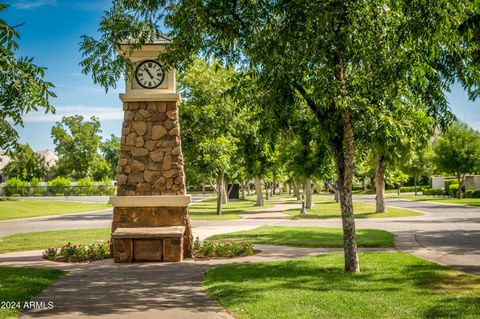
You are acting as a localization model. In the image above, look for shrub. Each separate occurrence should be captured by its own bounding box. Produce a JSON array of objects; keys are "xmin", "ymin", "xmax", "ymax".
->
[
  {"xmin": 193, "ymin": 238, "xmax": 255, "ymax": 259},
  {"xmin": 399, "ymin": 186, "xmax": 429, "ymax": 193},
  {"xmin": 30, "ymin": 177, "xmax": 45, "ymax": 196},
  {"xmin": 97, "ymin": 184, "xmax": 116, "ymax": 196},
  {"xmin": 448, "ymin": 184, "xmax": 460, "ymax": 197},
  {"xmin": 466, "ymin": 190, "xmax": 480, "ymax": 198},
  {"xmin": 42, "ymin": 240, "xmax": 110, "ymax": 263},
  {"xmin": 77, "ymin": 177, "xmax": 95, "ymax": 195},
  {"xmin": 422, "ymin": 188, "xmax": 445, "ymax": 196},
  {"xmin": 352, "ymin": 186, "xmax": 364, "ymax": 191},
  {"xmin": 3, "ymin": 178, "xmax": 29, "ymax": 196},
  {"xmin": 444, "ymin": 179, "xmax": 458, "ymax": 191},
  {"xmin": 47, "ymin": 177, "xmax": 72, "ymax": 196}
]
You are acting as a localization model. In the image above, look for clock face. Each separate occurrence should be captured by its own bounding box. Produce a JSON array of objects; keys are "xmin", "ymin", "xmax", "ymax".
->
[{"xmin": 135, "ymin": 60, "xmax": 165, "ymax": 89}]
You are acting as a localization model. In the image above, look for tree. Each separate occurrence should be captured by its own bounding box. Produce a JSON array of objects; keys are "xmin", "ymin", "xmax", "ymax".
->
[
  {"xmin": 80, "ymin": 0, "xmax": 474, "ymax": 273},
  {"xmin": 100, "ymin": 134, "xmax": 120, "ymax": 180},
  {"xmin": 0, "ymin": 4, "xmax": 55, "ymax": 150},
  {"xmin": 400, "ymin": 145, "xmax": 433, "ymax": 196},
  {"xmin": 365, "ymin": 100, "xmax": 441, "ymax": 212},
  {"xmin": 179, "ymin": 58, "xmax": 240, "ymax": 214},
  {"xmin": 231, "ymin": 74, "xmax": 281, "ymax": 206},
  {"xmin": 3, "ymin": 144, "xmax": 48, "ymax": 181},
  {"xmin": 51, "ymin": 115, "xmax": 107, "ymax": 180},
  {"xmin": 432, "ymin": 122, "xmax": 480, "ymax": 198}
]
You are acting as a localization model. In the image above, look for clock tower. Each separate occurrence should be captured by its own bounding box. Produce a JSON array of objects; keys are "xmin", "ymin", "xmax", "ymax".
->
[{"xmin": 109, "ymin": 34, "xmax": 193, "ymax": 262}]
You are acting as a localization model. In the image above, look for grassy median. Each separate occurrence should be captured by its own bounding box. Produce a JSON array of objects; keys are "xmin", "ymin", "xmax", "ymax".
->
[
  {"xmin": 0, "ymin": 201, "xmax": 111, "ymax": 221},
  {"xmin": 0, "ymin": 229, "xmax": 110, "ymax": 254},
  {"xmin": 206, "ymin": 226, "xmax": 394, "ymax": 248}
]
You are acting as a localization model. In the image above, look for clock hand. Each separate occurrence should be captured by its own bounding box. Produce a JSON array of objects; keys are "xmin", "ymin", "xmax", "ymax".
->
[{"xmin": 143, "ymin": 66, "xmax": 154, "ymax": 79}]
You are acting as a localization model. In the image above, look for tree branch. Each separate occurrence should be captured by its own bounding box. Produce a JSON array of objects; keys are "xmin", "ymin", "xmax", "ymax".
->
[{"xmin": 291, "ymin": 81, "xmax": 322, "ymax": 120}]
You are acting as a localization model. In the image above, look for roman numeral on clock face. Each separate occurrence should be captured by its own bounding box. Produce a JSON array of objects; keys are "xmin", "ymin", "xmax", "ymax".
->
[{"xmin": 135, "ymin": 60, "xmax": 165, "ymax": 89}]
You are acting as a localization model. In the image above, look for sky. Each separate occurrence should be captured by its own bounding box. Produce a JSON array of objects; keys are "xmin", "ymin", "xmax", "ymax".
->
[{"xmin": 3, "ymin": 0, "xmax": 480, "ymax": 151}]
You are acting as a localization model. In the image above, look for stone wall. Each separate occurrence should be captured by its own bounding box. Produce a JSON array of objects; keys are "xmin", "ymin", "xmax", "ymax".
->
[
  {"xmin": 116, "ymin": 101, "xmax": 185, "ymax": 196},
  {"xmin": 112, "ymin": 99, "xmax": 193, "ymax": 259}
]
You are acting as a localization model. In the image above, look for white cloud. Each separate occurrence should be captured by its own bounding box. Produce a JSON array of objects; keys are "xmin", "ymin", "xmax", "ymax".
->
[
  {"xmin": 54, "ymin": 84, "xmax": 122, "ymax": 95},
  {"xmin": 12, "ymin": 0, "xmax": 56, "ymax": 9},
  {"xmin": 471, "ymin": 122, "xmax": 480, "ymax": 131},
  {"xmin": 22, "ymin": 105, "xmax": 124, "ymax": 122}
]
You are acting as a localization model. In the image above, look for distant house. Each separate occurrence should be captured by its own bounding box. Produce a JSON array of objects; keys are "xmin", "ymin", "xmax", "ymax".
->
[
  {"xmin": 0, "ymin": 149, "xmax": 58, "ymax": 183},
  {"xmin": 431, "ymin": 175, "xmax": 480, "ymax": 191},
  {"xmin": 37, "ymin": 149, "xmax": 58, "ymax": 167},
  {"xmin": 0, "ymin": 155, "xmax": 11, "ymax": 183}
]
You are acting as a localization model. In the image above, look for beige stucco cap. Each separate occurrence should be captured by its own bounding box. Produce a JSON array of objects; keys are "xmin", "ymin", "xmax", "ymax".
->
[{"xmin": 109, "ymin": 195, "xmax": 191, "ymax": 207}]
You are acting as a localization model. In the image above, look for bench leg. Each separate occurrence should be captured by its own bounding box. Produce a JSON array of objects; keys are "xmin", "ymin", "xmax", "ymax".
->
[{"xmin": 163, "ymin": 237, "xmax": 184, "ymax": 262}]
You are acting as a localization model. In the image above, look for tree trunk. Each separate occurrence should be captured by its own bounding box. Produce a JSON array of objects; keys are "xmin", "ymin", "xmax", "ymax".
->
[
  {"xmin": 332, "ymin": 48, "xmax": 360, "ymax": 273},
  {"xmin": 265, "ymin": 182, "xmax": 269, "ymax": 200},
  {"xmin": 216, "ymin": 171, "xmax": 224, "ymax": 215},
  {"xmin": 305, "ymin": 178, "xmax": 313, "ymax": 209},
  {"xmin": 222, "ymin": 180, "xmax": 228, "ymax": 204},
  {"xmin": 375, "ymin": 155, "xmax": 386, "ymax": 213},
  {"xmin": 288, "ymin": 184, "xmax": 291, "ymax": 195},
  {"xmin": 254, "ymin": 175, "xmax": 264, "ymax": 206},
  {"xmin": 458, "ymin": 174, "xmax": 465, "ymax": 199},
  {"xmin": 331, "ymin": 109, "xmax": 360, "ymax": 273},
  {"xmin": 414, "ymin": 176, "xmax": 417, "ymax": 196},
  {"xmin": 202, "ymin": 182, "xmax": 206, "ymax": 195},
  {"xmin": 293, "ymin": 178, "xmax": 301, "ymax": 200},
  {"xmin": 240, "ymin": 181, "xmax": 246, "ymax": 199},
  {"xmin": 247, "ymin": 182, "xmax": 250, "ymax": 196}
]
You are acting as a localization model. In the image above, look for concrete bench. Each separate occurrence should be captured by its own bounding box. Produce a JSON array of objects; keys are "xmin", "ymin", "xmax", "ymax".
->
[{"xmin": 112, "ymin": 226, "xmax": 185, "ymax": 262}]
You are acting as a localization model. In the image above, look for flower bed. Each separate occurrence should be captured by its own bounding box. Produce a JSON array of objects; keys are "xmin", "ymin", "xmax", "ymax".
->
[
  {"xmin": 42, "ymin": 240, "xmax": 110, "ymax": 263},
  {"xmin": 193, "ymin": 238, "xmax": 256, "ymax": 259}
]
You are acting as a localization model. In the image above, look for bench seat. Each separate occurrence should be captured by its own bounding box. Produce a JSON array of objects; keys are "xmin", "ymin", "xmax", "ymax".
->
[
  {"xmin": 112, "ymin": 226, "xmax": 185, "ymax": 262},
  {"xmin": 112, "ymin": 226, "xmax": 185, "ymax": 239}
]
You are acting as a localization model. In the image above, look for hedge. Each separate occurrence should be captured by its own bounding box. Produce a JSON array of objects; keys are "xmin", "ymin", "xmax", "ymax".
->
[
  {"xmin": 422, "ymin": 188, "xmax": 445, "ymax": 196},
  {"xmin": 444, "ymin": 179, "xmax": 458, "ymax": 191},
  {"xmin": 465, "ymin": 190, "xmax": 480, "ymax": 198},
  {"xmin": 2, "ymin": 177, "xmax": 116, "ymax": 197},
  {"xmin": 399, "ymin": 185, "xmax": 429, "ymax": 193}
]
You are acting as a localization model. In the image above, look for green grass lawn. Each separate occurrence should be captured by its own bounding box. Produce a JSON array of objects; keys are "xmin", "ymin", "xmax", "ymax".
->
[
  {"xmin": 206, "ymin": 226, "xmax": 394, "ymax": 248},
  {"xmin": 189, "ymin": 198, "xmax": 273, "ymax": 220},
  {"xmin": 0, "ymin": 201, "xmax": 111, "ymax": 221},
  {"xmin": 0, "ymin": 228, "xmax": 110, "ymax": 254},
  {"xmin": 204, "ymin": 252, "xmax": 480, "ymax": 319},
  {"xmin": 285, "ymin": 197, "xmax": 421, "ymax": 219},
  {"xmin": 386, "ymin": 194, "xmax": 480, "ymax": 207},
  {"xmin": 0, "ymin": 266, "xmax": 66, "ymax": 319}
]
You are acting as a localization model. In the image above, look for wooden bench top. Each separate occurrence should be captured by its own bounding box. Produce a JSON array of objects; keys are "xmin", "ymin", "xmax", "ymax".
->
[{"xmin": 112, "ymin": 226, "xmax": 185, "ymax": 239}]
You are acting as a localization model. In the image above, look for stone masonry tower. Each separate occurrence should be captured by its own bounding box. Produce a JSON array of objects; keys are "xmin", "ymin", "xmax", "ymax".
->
[{"xmin": 109, "ymin": 34, "xmax": 193, "ymax": 262}]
